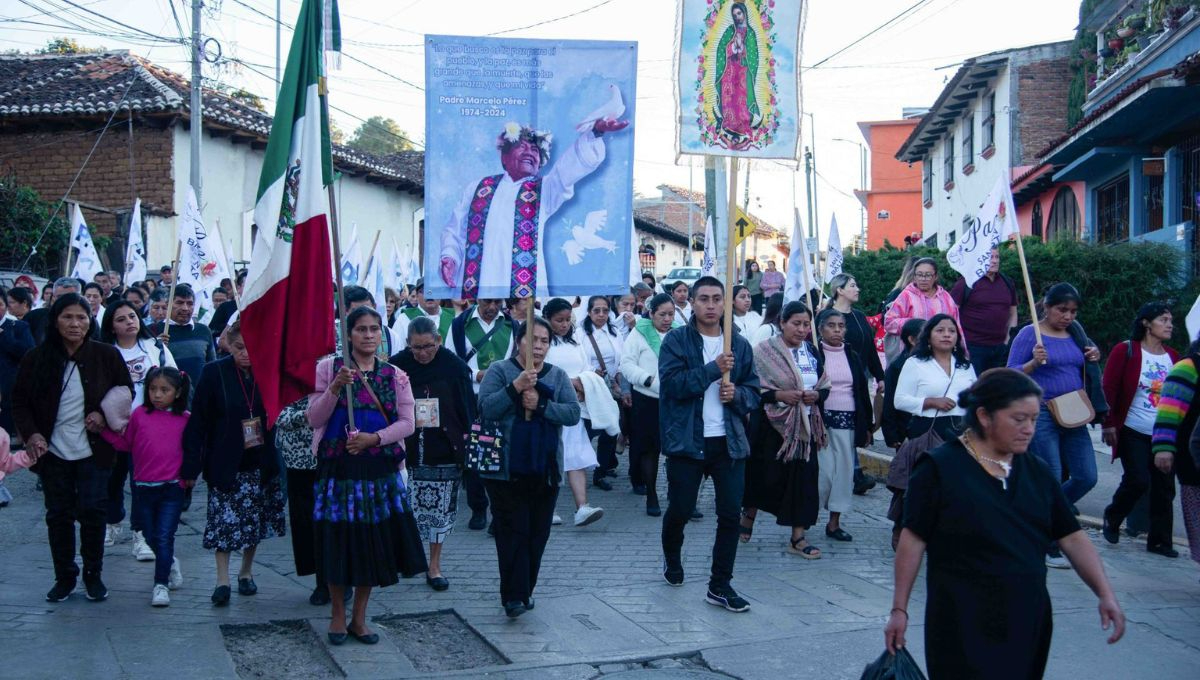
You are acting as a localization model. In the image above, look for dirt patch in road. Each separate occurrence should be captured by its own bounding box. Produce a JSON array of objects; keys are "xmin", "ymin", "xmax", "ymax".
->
[
  {"xmin": 373, "ymin": 609, "xmax": 507, "ymax": 672},
  {"xmin": 221, "ymin": 619, "xmax": 344, "ymax": 679}
]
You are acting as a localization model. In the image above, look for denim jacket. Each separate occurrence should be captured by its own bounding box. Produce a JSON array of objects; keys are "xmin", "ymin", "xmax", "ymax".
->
[{"xmin": 658, "ymin": 321, "xmax": 760, "ymax": 460}]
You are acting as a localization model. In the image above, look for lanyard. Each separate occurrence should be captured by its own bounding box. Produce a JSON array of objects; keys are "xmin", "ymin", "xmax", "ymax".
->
[
  {"xmin": 234, "ymin": 367, "xmax": 258, "ymax": 417},
  {"xmin": 60, "ymin": 361, "xmax": 78, "ymax": 397}
]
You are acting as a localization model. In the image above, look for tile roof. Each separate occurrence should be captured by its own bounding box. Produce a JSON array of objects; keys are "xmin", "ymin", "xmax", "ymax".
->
[
  {"xmin": 0, "ymin": 51, "xmax": 422, "ymax": 190},
  {"xmin": 657, "ymin": 184, "xmax": 779, "ymax": 236}
]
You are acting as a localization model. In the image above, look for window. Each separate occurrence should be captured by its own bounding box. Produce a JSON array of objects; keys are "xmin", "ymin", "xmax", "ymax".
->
[
  {"xmin": 1046, "ymin": 187, "xmax": 1080, "ymax": 240},
  {"xmin": 1145, "ymin": 173, "xmax": 1165, "ymax": 234},
  {"xmin": 1031, "ymin": 201, "xmax": 1043, "ymax": 239},
  {"xmin": 943, "ymin": 135, "xmax": 955, "ymax": 188},
  {"xmin": 1180, "ymin": 133, "xmax": 1200, "ymax": 226},
  {"xmin": 982, "ymin": 92, "xmax": 996, "ymax": 152},
  {"xmin": 946, "ymin": 230, "xmax": 956, "ymax": 246},
  {"xmin": 962, "ymin": 114, "xmax": 975, "ymax": 171},
  {"xmin": 1094, "ymin": 177, "xmax": 1129, "ymax": 243},
  {"xmin": 922, "ymin": 156, "xmax": 932, "ymax": 204}
]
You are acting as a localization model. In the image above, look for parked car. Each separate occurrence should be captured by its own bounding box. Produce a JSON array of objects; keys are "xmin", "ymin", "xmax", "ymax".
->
[
  {"xmin": 659, "ymin": 266, "xmax": 701, "ymax": 294},
  {"xmin": 0, "ymin": 271, "xmax": 49, "ymax": 294}
]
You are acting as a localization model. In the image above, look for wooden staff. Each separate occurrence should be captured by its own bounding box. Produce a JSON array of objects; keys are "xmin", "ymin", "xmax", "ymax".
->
[
  {"xmin": 164, "ymin": 238, "xmax": 183, "ymax": 340},
  {"xmin": 362, "ymin": 229, "xmax": 382, "ymax": 281},
  {"xmin": 1012, "ymin": 234, "xmax": 1043, "ymax": 346},
  {"xmin": 722, "ymin": 157, "xmax": 740, "ymax": 384},
  {"xmin": 525, "ymin": 295, "xmax": 535, "ymax": 421}
]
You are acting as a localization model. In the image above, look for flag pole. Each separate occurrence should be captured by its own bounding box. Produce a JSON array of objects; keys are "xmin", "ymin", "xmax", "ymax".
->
[
  {"xmin": 1012, "ymin": 234, "xmax": 1043, "ymax": 347},
  {"xmin": 321, "ymin": 81, "xmax": 356, "ymax": 430},
  {"xmin": 722, "ymin": 156, "xmax": 739, "ymax": 384},
  {"xmin": 65, "ymin": 202, "xmax": 79, "ymax": 277},
  {"xmin": 214, "ymin": 218, "xmax": 242, "ymax": 310},
  {"xmin": 525, "ymin": 294, "xmax": 535, "ymax": 421},
  {"xmin": 363, "ymin": 229, "xmax": 382, "ymax": 278},
  {"xmin": 164, "ymin": 238, "xmax": 183, "ymax": 341}
]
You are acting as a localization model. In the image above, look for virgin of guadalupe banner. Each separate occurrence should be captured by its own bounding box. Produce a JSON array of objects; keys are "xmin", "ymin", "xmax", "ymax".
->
[
  {"xmin": 676, "ymin": 0, "xmax": 803, "ymax": 160},
  {"xmin": 424, "ymin": 35, "xmax": 637, "ymax": 300}
]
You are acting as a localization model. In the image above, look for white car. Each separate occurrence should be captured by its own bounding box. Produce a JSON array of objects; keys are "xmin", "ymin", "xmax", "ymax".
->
[{"xmin": 659, "ymin": 267, "xmax": 701, "ymax": 294}]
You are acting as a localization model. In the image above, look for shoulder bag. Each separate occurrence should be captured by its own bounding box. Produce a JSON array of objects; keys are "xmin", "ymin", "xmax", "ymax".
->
[
  {"xmin": 1046, "ymin": 364, "xmax": 1094, "ymax": 428},
  {"xmin": 463, "ymin": 420, "xmax": 504, "ymax": 473}
]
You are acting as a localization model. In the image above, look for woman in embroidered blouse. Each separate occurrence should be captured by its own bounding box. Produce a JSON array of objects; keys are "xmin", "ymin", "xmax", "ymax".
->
[
  {"xmin": 580, "ymin": 296, "xmax": 623, "ymax": 490},
  {"xmin": 894, "ymin": 314, "xmax": 977, "ymax": 442},
  {"xmin": 730, "ymin": 285, "xmax": 763, "ymax": 338},
  {"xmin": 813, "ymin": 309, "xmax": 874, "ymax": 543},
  {"xmin": 307, "ymin": 306, "xmax": 425, "ymax": 645},
  {"xmin": 883, "ymin": 258, "xmax": 961, "ymax": 358},
  {"xmin": 620, "ymin": 293, "xmax": 674, "ymax": 516}
]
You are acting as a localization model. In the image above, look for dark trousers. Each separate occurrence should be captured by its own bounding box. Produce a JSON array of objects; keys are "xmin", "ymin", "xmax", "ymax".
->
[
  {"xmin": 662, "ymin": 438, "xmax": 744, "ymax": 590},
  {"xmin": 485, "ymin": 477, "xmax": 559, "ymax": 604},
  {"xmin": 105, "ymin": 452, "xmax": 143, "ymax": 531},
  {"xmin": 585, "ymin": 419, "xmax": 618, "ymax": 479},
  {"xmin": 286, "ymin": 468, "xmax": 318, "ymax": 578},
  {"xmin": 464, "ymin": 469, "xmax": 489, "ymax": 517},
  {"xmin": 1105, "ymin": 427, "xmax": 1175, "ymax": 548},
  {"xmin": 132, "ymin": 483, "xmax": 185, "ymax": 585},
  {"xmin": 750, "ymin": 293, "xmax": 764, "ymax": 314},
  {"xmin": 621, "ymin": 401, "xmax": 641, "ymax": 486},
  {"xmin": 967, "ymin": 342, "xmax": 1008, "ymax": 378},
  {"xmin": 39, "ymin": 455, "xmax": 109, "ymax": 582},
  {"xmin": 631, "ymin": 392, "xmax": 662, "ymax": 506}
]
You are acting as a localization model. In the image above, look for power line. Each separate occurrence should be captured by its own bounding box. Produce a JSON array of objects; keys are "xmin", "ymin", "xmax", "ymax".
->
[
  {"xmin": 807, "ymin": 0, "xmax": 934, "ymax": 69},
  {"xmin": 489, "ymin": 0, "xmax": 617, "ymax": 36}
]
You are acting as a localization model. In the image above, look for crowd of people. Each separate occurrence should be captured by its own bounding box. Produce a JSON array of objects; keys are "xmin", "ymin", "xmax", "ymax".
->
[{"xmin": 14, "ymin": 243, "xmax": 1200, "ymax": 675}]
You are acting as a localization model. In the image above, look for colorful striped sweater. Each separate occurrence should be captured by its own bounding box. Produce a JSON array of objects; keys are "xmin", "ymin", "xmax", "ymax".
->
[{"xmin": 1150, "ymin": 357, "xmax": 1200, "ymax": 485}]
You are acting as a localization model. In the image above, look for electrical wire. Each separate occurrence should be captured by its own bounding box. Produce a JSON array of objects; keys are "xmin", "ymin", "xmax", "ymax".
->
[{"xmin": 807, "ymin": 0, "xmax": 934, "ymax": 69}]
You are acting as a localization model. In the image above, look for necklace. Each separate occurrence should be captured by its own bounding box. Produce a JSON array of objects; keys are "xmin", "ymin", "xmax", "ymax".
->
[{"xmin": 961, "ymin": 432, "xmax": 1012, "ymax": 490}]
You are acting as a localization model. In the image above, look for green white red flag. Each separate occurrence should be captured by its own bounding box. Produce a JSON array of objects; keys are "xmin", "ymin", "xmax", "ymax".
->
[{"xmin": 240, "ymin": 0, "xmax": 339, "ymax": 425}]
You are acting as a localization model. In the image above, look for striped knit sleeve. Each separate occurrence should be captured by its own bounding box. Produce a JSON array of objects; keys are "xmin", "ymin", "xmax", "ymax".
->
[{"xmin": 1151, "ymin": 358, "xmax": 1198, "ymax": 455}]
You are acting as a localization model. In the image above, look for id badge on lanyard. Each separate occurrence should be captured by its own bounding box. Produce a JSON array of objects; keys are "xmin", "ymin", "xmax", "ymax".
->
[{"xmin": 241, "ymin": 417, "xmax": 265, "ymax": 449}]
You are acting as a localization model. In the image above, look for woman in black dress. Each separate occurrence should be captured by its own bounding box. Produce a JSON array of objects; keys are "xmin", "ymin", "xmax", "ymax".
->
[{"xmin": 885, "ymin": 369, "xmax": 1125, "ymax": 679}]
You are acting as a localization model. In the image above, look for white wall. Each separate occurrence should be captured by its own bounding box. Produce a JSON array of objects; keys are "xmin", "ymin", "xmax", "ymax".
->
[
  {"xmin": 635, "ymin": 229, "xmax": 690, "ymax": 276},
  {"xmin": 921, "ymin": 68, "xmax": 1013, "ymax": 247}
]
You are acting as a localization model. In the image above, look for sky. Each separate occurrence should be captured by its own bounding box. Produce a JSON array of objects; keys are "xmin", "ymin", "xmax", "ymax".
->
[{"xmin": 0, "ymin": 0, "xmax": 1082, "ymax": 251}]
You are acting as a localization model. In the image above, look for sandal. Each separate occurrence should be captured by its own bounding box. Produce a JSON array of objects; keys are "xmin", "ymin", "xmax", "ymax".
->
[
  {"xmin": 787, "ymin": 537, "xmax": 821, "ymax": 560},
  {"xmin": 739, "ymin": 511, "xmax": 755, "ymax": 543}
]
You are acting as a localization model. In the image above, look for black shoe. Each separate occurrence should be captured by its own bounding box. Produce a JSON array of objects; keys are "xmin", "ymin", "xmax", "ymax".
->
[
  {"xmin": 646, "ymin": 504, "xmax": 662, "ymax": 517},
  {"xmin": 45, "ymin": 579, "xmax": 76, "ymax": 602},
  {"xmin": 825, "ymin": 526, "xmax": 853, "ymax": 542},
  {"xmin": 632, "ymin": 485, "xmax": 647, "ymax": 496},
  {"xmin": 852, "ymin": 469, "xmax": 876, "ymax": 495},
  {"xmin": 211, "ymin": 585, "xmax": 231, "ymax": 606},
  {"xmin": 83, "ymin": 574, "xmax": 108, "ymax": 602},
  {"xmin": 593, "ymin": 477, "xmax": 613, "ymax": 491},
  {"xmin": 426, "ymin": 576, "xmax": 449, "ymax": 591},
  {"xmin": 524, "ymin": 598, "xmax": 535, "ymax": 611},
  {"xmin": 605, "ymin": 469, "xmax": 618, "ymax": 479},
  {"xmin": 663, "ymin": 559, "xmax": 684, "ymax": 587},
  {"xmin": 487, "ymin": 521, "xmax": 496, "ymax": 537},
  {"xmin": 690, "ymin": 510, "xmax": 703, "ymax": 521},
  {"xmin": 1069, "ymin": 502, "xmax": 1081, "ymax": 517},
  {"xmin": 1148, "ymin": 544, "xmax": 1180, "ymax": 559},
  {"xmin": 1101, "ymin": 513, "xmax": 1120, "ymax": 544},
  {"xmin": 309, "ymin": 586, "xmax": 331, "ymax": 606},
  {"xmin": 504, "ymin": 601, "xmax": 527, "ymax": 618},
  {"xmin": 348, "ymin": 625, "xmax": 379, "ymax": 644},
  {"xmin": 327, "ymin": 632, "xmax": 348, "ymax": 646},
  {"xmin": 237, "ymin": 577, "xmax": 257, "ymax": 596},
  {"xmin": 705, "ymin": 587, "xmax": 751, "ymax": 613},
  {"xmin": 468, "ymin": 513, "xmax": 487, "ymax": 531}
]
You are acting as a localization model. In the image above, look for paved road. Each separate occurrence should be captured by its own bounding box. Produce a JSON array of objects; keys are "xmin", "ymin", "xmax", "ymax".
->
[{"xmin": 0, "ymin": 448, "xmax": 1197, "ymax": 679}]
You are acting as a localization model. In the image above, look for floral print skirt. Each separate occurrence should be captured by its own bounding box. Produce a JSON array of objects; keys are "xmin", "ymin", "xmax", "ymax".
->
[
  {"xmin": 313, "ymin": 455, "xmax": 427, "ymax": 587},
  {"xmin": 203, "ymin": 469, "xmax": 286, "ymax": 552}
]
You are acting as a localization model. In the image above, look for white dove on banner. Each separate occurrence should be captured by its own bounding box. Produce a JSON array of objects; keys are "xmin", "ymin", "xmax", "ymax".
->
[
  {"xmin": 561, "ymin": 209, "xmax": 616, "ymax": 265},
  {"xmin": 576, "ymin": 84, "xmax": 625, "ymax": 133}
]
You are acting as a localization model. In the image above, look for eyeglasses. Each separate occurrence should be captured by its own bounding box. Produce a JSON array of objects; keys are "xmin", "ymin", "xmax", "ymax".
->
[
  {"xmin": 409, "ymin": 343, "xmax": 438, "ymax": 352},
  {"xmin": 914, "ymin": 272, "xmax": 936, "ymax": 279}
]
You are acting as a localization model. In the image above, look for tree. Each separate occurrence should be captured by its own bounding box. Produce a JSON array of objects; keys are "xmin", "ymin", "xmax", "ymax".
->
[
  {"xmin": 228, "ymin": 88, "xmax": 266, "ymax": 112},
  {"xmin": 40, "ymin": 38, "xmax": 102, "ymax": 55},
  {"xmin": 0, "ymin": 174, "xmax": 70, "ymax": 277},
  {"xmin": 347, "ymin": 116, "xmax": 413, "ymax": 155},
  {"xmin": 329, "ymin": 119, "xmax": 346, "ymax": 145}
]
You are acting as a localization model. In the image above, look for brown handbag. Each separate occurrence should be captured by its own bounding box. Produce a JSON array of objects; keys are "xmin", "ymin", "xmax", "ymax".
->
[{"xmin": 1046, "ymin": 364, "xmax": 1094, "ymax": 428}]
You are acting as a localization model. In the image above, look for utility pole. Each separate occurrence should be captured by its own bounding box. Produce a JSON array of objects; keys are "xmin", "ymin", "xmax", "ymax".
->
[
  {"xmin": 190, "ymin": 0, "xmax": 203, "ymax": 204},
  {"xmin": 738, "ymin": 160, "xmax": 751, "ymax": 273}
]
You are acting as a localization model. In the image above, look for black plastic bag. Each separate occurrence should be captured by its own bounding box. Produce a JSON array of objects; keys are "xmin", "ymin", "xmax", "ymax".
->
[{"xmin": 860, "ymin": 648, "xmax": 927, "ymax": 680}]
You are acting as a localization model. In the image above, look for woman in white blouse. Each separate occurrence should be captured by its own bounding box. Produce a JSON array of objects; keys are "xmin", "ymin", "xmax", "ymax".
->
[
  {"xmin": 731, "ymin": 285, "xmax": 763, "ymax": 338},
  {"xmin": 579, "ymin": 296, "xmax": 624, "ymax": 490},
  {"xmin": 620, "ymin": 293, "xmax": 674, "ymax": 516},
  {"xmin": 893, "ymin": 314, "xmax": 977, "ymax": 442}
]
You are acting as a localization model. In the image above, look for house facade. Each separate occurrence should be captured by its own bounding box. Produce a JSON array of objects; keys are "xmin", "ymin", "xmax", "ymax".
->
[{"xmin": 856, "ymin": 114, "xmax": 925, "ymax": 250}]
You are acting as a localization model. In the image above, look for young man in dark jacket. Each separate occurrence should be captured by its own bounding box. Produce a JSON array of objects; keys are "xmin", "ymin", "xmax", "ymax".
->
[{"xmin": 657, "ymin": 276, "xmax": 760, "ymax": 612}]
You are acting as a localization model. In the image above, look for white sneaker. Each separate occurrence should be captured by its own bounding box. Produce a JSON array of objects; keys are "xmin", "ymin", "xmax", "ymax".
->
[
  {"xmin": 151, "ymin": 584, "xmax": 170, "ymax": 607},
  {"xmin": 105, "ymin": 524, "xmax": 121, "ymax": 547},
  {"xmin": 1045, "ymin": 554, "xmax": 1071, "ymax": 569},
  {"xmin": 132, "ymin": 531, "xmax": 155, "ymax": 562},
  {"xmin": 573, "ymin": 505, "xmax": 604, "ymax": 527},
  {"xmin": 168, "ymin": 558, "xmax": 184, "ymax": 590},
  {"xmin": 551, "ymin": 513, "xmax": 563, "ymax": 526}
]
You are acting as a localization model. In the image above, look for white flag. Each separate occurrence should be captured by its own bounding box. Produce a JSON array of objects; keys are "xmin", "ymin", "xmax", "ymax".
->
[
  {"xmin": 340, "ymin": 222, "xmax": 362, "ymax": 286},
  {"xmin": 363, "ymin": 236, "xmax": 388, "ymax": 314},
  {"xmin": 407, "ymin": 246, "xmax": 421, "ymax": 286},
  {"xmin": 700, "ymin": 215, "xmax": 719, "ymax": 277},
  {"xmin": 388, "ymin": 238, "xmax": 407, "ymax": 292},
  {"xmin": 946, "ymin": 176, "xmax": 1019, "ymax": 287},
  {"xmin": 69, "ymin": 204, "xmax": 104, "ymax": 282},
  {"xmin": 124, "ymin": 198, "xmax": 147, "ymax": 284},
  {"xmin": 825, "ymin": 215, "xmax": 844, "ymax": 284},
  {"xmin": 785, "ymin": 208, "xmax": 817, "ymax": 303},
  {"xmin": 177, "ymin": 186, "xmax": 230, "ymax": 324}
]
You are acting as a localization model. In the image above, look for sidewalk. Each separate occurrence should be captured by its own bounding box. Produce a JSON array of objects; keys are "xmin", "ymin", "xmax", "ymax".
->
[{"xmin": 0, "ymin": 450, "xmax": 1197, "ymax": 679}]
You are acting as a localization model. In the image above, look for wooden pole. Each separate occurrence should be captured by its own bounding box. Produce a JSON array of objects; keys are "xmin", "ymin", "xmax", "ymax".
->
[
  {"xmin": 722, "ymin": 156, "xmax": 739, "ymax": 384},
  {"xmin": 321, "ymin": 85, "xmax": 356, "ymax": 430},
  {"xmin": 214, "ymin": 218, "xmax": 242, "ymax": 309},
  {"xmin": 164, "ymin": 238, "xmax": 183, "ymax": 340},
  {"xmin": 362, "ymin": 229, "xmax": 382, "ymax": 280},
  {"xmin": 1012, "ymin": 234, "xmax": 1043, "ymax": 347}
]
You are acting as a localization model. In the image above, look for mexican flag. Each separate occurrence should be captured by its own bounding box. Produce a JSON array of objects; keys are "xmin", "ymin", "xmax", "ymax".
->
[{"xmin": 240, "ymin": 0, "xmax": 339, "ymax": 425}]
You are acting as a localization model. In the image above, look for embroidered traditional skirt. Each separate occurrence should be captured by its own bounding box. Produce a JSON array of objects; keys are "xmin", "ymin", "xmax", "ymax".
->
[
  {"xmin": 203, "ymin": 469, "xmax": 286, "ymax": 552},
  {"xmin": 410, "ymin": 465, "xmax": 462, "ymax": 545},
  {"xmin": 313, "ymin": 455, "xmax": 428, "ymax": 587}
]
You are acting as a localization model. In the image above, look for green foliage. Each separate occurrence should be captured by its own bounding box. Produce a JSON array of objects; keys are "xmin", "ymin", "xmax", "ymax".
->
[
  {"xmin": 228, "ymin": 88, "xmax": 266, "ymax": 112},
  {"xmin": 840, "ymin": 238, "xmax": 1192, "ymax": 354},
  {"xmin": 347, "ymin": 116, "xmax": 414, "ymax": 155},
  {"xmin": 0, "ymin": 175, "xmax": 69, "ymax": 277},
  {"xmin": 39, "ymin": 38, "xmax": 103, "ymax": 55}
]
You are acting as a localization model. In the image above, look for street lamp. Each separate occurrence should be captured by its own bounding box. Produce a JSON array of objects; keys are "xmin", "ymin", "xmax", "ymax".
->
[{"xmin": 831, "ymin": 137, "xmax": 868, "ymax": 248}]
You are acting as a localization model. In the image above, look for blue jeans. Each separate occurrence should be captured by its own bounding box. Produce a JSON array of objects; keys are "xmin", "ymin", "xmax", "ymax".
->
[
  {"xmin": 967, "ymin": 343, "xmax": 1009, "ymax": 377},
  {"xmin": 132, "ymin": 483, "xmax": 185, "ymax": 585},
  {"xmin": 1030, "ymin": 404, "xmax": 1097, "ymax": 504}
]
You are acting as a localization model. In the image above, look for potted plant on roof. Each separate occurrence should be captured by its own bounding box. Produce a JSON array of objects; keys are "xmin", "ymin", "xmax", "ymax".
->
[{"xmin": 1125, "ymin": 12, "xmax": 1148, "ymax": 30}]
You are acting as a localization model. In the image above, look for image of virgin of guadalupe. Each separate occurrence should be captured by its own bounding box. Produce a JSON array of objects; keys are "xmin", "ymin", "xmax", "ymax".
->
[{"xmin": 715, "ymin": 2, "xmax": 761, "ymax": 143}]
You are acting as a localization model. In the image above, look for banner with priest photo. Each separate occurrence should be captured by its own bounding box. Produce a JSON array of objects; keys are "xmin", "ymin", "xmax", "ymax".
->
[
  {"xmin": 676, "ymin": 0, "xmax": 804, "ymax": 160},
  {"xmin": 423, "ymin": 35, "xmax": 637, "ymax": 300}
]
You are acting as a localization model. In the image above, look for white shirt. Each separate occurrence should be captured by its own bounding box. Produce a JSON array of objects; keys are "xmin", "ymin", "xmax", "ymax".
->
[
  {"xmin": 733, "ymin": 310, "xmax": 763, "ymax": 338},
  {"xmin": 581, "ymin": 326, "xmax": 622, "ymax": 375},
  {"xmin": 390, "ymin": 308, "xmax": 450, "ymax": 350},
  {"xmin": 49, "ymin": 362, "xmax": 91, "ymax": 460},
  {"xmin": 1125, "ymin": 349, "xmax": 1174, "ymax": 435},
  {"xmin": 117, "ymin": 339, "xmax": 177, "ymax": 407},
  {"xmin": 701, "ymin": 334, "xmax": 725, "ymax": 437},
  {"xmin": 893, "ymin": 356, "xmax": 978, "ymax": 418},
  {"xmin": 750, "ymin": 323, "xmax": 778, "ymax": 347},
  {"xmin": 441, "ymin": 133, "xmax": 605, "ymax": 298},
  {"xmin": 674, "ymin": 303, "xmax": 692, "ymax": 323}
]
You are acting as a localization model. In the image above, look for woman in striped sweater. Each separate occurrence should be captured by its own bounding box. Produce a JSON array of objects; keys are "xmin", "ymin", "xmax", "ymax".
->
[{"xmin": 1149, "ymin": 339, "xmax": 1200, "ymax": 570}]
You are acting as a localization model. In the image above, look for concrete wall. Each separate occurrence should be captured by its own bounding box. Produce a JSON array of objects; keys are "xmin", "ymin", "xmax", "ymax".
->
[{"xmin": 861, "ymin": 119, "xmax": 923, "ymax": 249}]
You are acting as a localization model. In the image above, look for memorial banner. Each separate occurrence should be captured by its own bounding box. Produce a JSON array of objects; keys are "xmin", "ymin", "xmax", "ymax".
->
[
  {"xmin": 424, "ymin": 35, "xmax": 637, "ymax": 300},
  {"xmin": 677, "ymin": 0, "xmax": 803, "ymax": 160}
]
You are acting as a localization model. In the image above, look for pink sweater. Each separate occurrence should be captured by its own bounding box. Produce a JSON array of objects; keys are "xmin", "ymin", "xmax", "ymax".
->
[
  {"xmin": 0, "ymin": 429, "xmax": 34, "ymax": 480},
  {"xmin": 101, "ymin": 407, "xmax": 189, "ymax": 483},
  {"xmin": 306, "ymin": 357, "xmax": 415, "ymax": 460},
  {"xmin": 883, "ymin": 283, "xmax": 962, "ymax": 339},
  {"xmin": 821, "ymin": 343, "xmax": 856, "ymax": 411}
]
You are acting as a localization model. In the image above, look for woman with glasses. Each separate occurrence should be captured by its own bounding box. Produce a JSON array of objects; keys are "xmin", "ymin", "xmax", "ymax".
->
[{"xmin": 883, "ymin": 258, "xmax": 961, "ymax": 363}]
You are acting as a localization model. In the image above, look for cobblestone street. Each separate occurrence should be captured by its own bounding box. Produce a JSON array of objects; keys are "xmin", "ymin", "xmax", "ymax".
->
[{"xmin": 1, "ymin": 446, "xmax": 1198, "ymax": 679}]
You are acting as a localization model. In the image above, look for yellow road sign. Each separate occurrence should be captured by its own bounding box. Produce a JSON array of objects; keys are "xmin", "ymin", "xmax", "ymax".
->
[{"xmin": 732, "ymin": 207, "xmax": 753, "ymax": 247}]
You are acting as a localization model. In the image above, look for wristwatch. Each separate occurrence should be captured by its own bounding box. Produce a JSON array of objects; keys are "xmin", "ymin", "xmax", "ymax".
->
[{"xmin": 643, "ymin": 376, "xmax": 653, "ymax": 388}]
